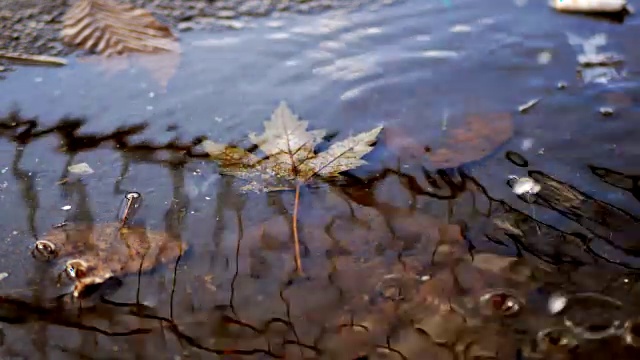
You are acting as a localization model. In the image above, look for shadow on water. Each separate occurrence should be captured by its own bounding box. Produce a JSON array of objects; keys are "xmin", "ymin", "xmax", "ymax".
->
[{"xmin": 1, "ymin": 111, "xmax": 640, "ymax": 359}]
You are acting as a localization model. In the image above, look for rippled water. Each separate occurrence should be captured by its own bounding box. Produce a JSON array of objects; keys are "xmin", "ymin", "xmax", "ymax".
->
[{"xmin": 1, "ymin": 0, "xmax": 640, "ymax": 358}]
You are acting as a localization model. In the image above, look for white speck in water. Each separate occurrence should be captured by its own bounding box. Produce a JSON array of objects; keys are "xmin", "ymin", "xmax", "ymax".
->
[
  {"xmin": 477, "ymin": 17, "xmax": 496, "ymax": 25},
  {"xmin": 0, "ymin": 273, "xmax": 8, "ymax": 281},
  {"xmin": 0, "ymin": 167, "xmax": 7, "ymax": 173},
  {"xmin": 414, "ymin": 34, "xmax": 431, "ymax": 41},
  {"xmin": 449, "ymin": 24, "xmax": 472, "ymax": 33},
  {"xmin": 265, "ymin": 20, "xmax": 284, "ymax": 28},
  {"xmin": 266, "ymin": 33, "xmax": 290, "ymax": 40},
  {"xmin": 61, "ymin": 205, "xmax": 72, "ymax": 210},
  {"xmin": 422, "ymin": 50, "xmax": 459, "ymax": 58},
  {"xmin": 34, "ymin": 77, "xmax": 43, "ymax": 82},
  {"xmin": 12, "ymin": 231, "xmax": 18, "ymax": 235},
  {"xmin": 514, "ymin": 0, "xmax": 528, "ymax": 6},
  {"xmin": 214, "ymin": 117, "xmax": 223, "ymax": 123},
  {"xmin": 149, "ymin": 92, "xmax": 155, "ymax": 98},
  {"xmin": 68, "ymin": 162, "xmax": 94, "ymax": 175},
  {"xmin": 205, "ymin": 197, "xmax": 211, "ymax": 200},
  {"xmin": 518, "ymin": 98, "xmax": 540, "ymax": 113},
  {"xmin": 147, "ymin": 106, "xmax": 154, "ymax": 111},
  {"xmin": 548, "ymin": 293, "xmax": 568, "ymax": 315},
  {"xmin": 511, "ymin": 176, "xmax": 541, "ymax": 195},
  {"xmin": 537, "ymin": 50, "xmax": 553, "ymax": 65},
  {"xmin": 521, "ymin": 138, "xmax": 534, "ymax": 151}
]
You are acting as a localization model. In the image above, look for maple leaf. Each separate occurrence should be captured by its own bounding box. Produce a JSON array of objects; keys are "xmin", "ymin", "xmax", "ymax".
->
[
  {"xmin": 202, "ymin": 101, "xmax": 383, "ymax": 193},
  {"xmin": 203, "ymin": 102, "xmax": 382, "ymax": 275},
  {"xmin": 61, "ymin": 0, "xmax": 180, "ymax": 56}
]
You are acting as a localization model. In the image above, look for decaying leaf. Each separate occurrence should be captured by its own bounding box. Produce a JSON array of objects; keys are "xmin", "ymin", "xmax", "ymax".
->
[
  {"xmin": 428, "ymin": 112, "xmax": 513, "ymax": 169},
  {"xmin": 62, "ymin": 0, "xmax": 180, "ymax": 56},
  {"xmin": 203, "ymin": 102, "xmax": 383, "ymax": 192}
]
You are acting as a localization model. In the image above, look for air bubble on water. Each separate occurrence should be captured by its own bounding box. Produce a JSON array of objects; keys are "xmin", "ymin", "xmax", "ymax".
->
[
  {"xmin": 548, "ymin": 293, "xmax": 568, "ymax": 315},
  {"xmin": 521, "ymin": 138, "xmax": 534, "ymax": 151}
]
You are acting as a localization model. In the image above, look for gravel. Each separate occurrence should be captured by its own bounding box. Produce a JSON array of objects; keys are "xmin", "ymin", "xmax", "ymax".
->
[{"xmin": 0, "ymin": 0, "xmax": 399, "ymax": 75}]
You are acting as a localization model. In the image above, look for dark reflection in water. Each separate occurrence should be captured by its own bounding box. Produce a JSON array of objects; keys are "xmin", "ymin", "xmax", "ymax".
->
[{"xmin": 1, "ymin": 112, "xmax": 640, "ymax": 359}]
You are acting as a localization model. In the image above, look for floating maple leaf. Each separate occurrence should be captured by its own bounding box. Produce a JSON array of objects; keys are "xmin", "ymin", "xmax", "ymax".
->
[
  {"xmin": 62, "ymin": 0, "xmax": 180, "ymax": 56},
  {"xmin": 203, "ymin": 102, "xmax": 382, "ymax": 275},
  {"xmin": 203, "ymin": 102, "xmax": 383, "ymax": 193}
]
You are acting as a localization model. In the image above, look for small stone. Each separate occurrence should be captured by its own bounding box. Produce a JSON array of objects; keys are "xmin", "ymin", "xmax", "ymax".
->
[
  {"xmin": 599, "ymin": 107, "xmax": 614, "ymax": 117},
  {"xmin": 216, "ymin": 10, "xmax": 238, "ymax": 19},
  {"xmin": 177, "ymin": 22, "xmax": 195, "ymax": 32}
]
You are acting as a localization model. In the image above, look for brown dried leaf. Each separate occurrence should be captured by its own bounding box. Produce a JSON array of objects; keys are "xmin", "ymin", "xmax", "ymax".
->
[
  {"xmin": 62, "ymin": 0, "xmax": 179, "ymax": 56},
  {"xmin": 204, "ymin": 102, "xmax": 383, "ymax": 192},
  {"xmin": 428, "ymin": 112, "xmax": 513, "ymax": 168}
]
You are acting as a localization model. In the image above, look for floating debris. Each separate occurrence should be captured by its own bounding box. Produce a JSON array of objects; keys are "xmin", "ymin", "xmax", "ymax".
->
[
  {"xmin": 67, "ymin": 162, "xmax": 94, "ymax": 175},
  {"xmin": 421, "ymin": 50, "xmax": 459, "ymax": 58},
  {"xmin": 0, "ymin": 273, "xmax": 8, "ymax": 281},
  {"xmin": 518, "ymin": 98, "xmax": 540, "ymax": 113},
  {"xmin": 0, "ymin": 52, "xmax": 67, "ymax": 67},
  {"xmin": 548, "ymin": 293, "xmax": 568, "ymax": 314},
  {"xmin": 537, "ymin": 50, "xmax": 553, "ymax": 65},
  {"xmin": 557, "ymin": 81, "xmax": 568, "ymax": 89},
  {"xmin": 578, "ymin": 52, "xmax": 624, "ymax": 67},
  {"xmin": 61, "ymin": 205, "xmax": 72, "ymax": 211},
  {"xmin": 509, "ymin": 176, "xmax": 541, "ymax": 196},
  {"xmin": 550, "ymin": 0, "xmax": 630, "ymax": 13},
  {"xmin": 599, "ymin": 106, "xmax": 615, "ymax": 117}
]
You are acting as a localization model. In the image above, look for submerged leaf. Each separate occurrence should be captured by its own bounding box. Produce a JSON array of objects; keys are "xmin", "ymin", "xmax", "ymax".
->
[
  {"xmin": 428, "ymin": 112, "xmax": 513, "ymax": 169},
  {"xmin": 62, "ymin": 0, "xmax": 179, "ymax": 56},
  {"xmin": 204, "ymin": 102, "xmax": 383, "ymax": 192}
]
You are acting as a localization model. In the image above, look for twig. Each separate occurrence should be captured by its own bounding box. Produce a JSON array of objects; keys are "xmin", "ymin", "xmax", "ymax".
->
[
  {"xmin": 292, "ymin": 183, "xmax": 303, "ymax": 275},
  {"xmin": 0, "ymin": 52, "xmax": 68, "ymax": 67}
]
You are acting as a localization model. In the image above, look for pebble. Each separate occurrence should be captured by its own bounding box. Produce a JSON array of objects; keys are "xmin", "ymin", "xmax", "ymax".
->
[{"xmin": 599, "ymin": 107, "xmax": 615, "ymax": 117}]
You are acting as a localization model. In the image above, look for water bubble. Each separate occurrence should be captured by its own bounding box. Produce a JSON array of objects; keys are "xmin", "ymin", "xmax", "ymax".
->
[
  {"xmin": 548, "ymin": 293, "xmax": 568, "ymax": 315},
  {"xmin": 31, "ymin": 240, "xmax": 57, "ymax": 261},
  {"xmin": 536, "ymin": 327, "xmax": 578, "ymax": 352}
]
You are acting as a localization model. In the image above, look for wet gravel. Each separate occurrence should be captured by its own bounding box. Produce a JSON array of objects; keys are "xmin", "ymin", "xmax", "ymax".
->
[{"xmin": 0, "ymin": 0, "xmax": 399, "ymax": 74}]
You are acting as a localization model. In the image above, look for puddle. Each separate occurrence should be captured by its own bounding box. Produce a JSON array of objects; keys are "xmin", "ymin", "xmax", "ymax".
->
[{"xmin": 1, "ymin": 0, "xmax": 640, "ymax": 358}]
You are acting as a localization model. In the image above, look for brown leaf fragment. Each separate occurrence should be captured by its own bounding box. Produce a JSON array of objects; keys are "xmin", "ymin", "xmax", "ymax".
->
[
  {"xmin": 62, "ymin": 0, "xmax": 179, "ymax": 56},
  {"xmin": 428, "ymin": 112, "xmax": 513, "ymax": 169}
]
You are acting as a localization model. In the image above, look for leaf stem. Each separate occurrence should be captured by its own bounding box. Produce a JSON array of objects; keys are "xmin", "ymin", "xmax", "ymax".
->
[{"xmin": 292, "ymin": 182, "xmax": 303, "ymax": 275}]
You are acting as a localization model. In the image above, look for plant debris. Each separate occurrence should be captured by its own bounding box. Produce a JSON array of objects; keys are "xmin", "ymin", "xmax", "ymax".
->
[
  {"xmin": 67, "ymin": 162, "xmax": 95, "ymax": 175},
  {"xmin": 203, "ymin": 102, "xmax": 382, "ymax": 275},
  {"xmin": 518, "ymin": 98, "xmax": 540, "ymax": 113},
  {"xmin": 550, "ymin": 0, "xmax": 632, "ymax": 14},
  {"xmin": 61, "ymin": 0, "xmax": 179, "ymax": 56},
  {"xmin": 0, "ymin": 52, "xmax": 67, "ymax": 67},
  {"xmin": 203, "ymin": 101, "xmax": 383, "ymax": 193}
]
